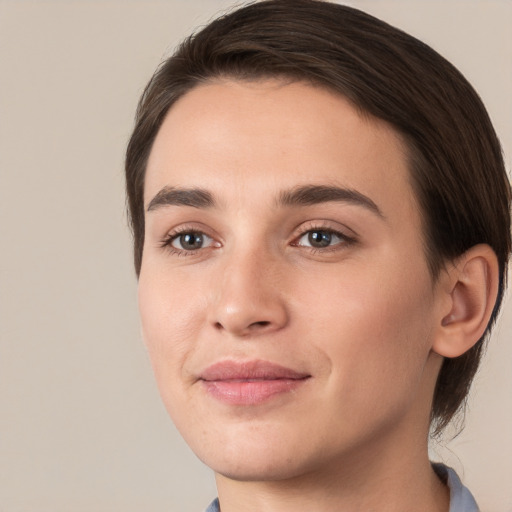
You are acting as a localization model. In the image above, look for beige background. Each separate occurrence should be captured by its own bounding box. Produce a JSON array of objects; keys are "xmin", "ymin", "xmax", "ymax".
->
[{"xmin": 1, "ymin": 1, "xmax": 511, "ymax": 511}]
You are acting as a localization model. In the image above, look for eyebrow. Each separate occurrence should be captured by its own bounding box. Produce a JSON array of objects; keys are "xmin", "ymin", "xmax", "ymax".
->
[
  {"xmin": 147, "ymin": 186, "xmax": 215, "ymax": 211},
  {"xmin": 146, "ymin": 183, "xmax": 383, "ymax": 217},
  {"xmin": 277, "ymin": 184, "xmax": 383, "ymax": 217}
]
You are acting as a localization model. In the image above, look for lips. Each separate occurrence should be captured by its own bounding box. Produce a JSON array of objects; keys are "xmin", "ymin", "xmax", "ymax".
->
[{"xmin": 199, "ymin": 360, "xmax": 311, "ymax": 405}]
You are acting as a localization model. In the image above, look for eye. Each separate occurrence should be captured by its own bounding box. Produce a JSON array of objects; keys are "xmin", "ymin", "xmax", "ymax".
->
[
  {"xmin": 295, "ymin": 229, "xmax": 346, "ymax": 249},
  {"xmin": 168, "ymin": 231, "xmax": 214, "ymax": 251}
]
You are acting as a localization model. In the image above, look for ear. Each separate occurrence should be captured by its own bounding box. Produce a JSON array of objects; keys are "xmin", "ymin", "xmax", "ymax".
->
[{"xmin": 433, "ymin": 244, "xmax": 499, "ymax": 358}]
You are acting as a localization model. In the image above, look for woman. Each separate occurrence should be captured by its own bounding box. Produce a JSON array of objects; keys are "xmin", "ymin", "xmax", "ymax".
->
[{"xmin": 125, "ymin": 1, "xmax": 511, "ymax": 510}]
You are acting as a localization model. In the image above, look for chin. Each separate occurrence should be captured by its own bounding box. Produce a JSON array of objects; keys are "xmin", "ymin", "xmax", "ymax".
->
[
  {"xmin": 204, "ymin": 452, "xmax": 309, "ymax": 482},
  {"xmin": 187, "ymin": 423, "xmax": 330, "ymax": 483}
]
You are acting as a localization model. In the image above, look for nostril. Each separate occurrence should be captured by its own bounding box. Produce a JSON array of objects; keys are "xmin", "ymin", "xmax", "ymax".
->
[
  {"xmin": 214, "ymin": 319, "xmax": 271, "ymax": 333},
  {"xmin": 250, "ymin": 320, "xmax": 271, "ymax": 329}
]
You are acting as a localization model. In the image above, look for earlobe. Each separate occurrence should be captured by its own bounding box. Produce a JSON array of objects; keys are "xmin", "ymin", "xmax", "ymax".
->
[{"xmin": 433, "ymin": 244, "xmax": 499, "ymax": 358}]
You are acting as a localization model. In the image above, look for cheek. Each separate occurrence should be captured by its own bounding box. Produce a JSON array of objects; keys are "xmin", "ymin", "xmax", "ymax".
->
[
  {"xmin": 137, "ymin": 268, "xmax": 205, "ymax": 383},
  {"xmin": 298, "ymin": 262, "xmax": 436, "ymax": 399}
]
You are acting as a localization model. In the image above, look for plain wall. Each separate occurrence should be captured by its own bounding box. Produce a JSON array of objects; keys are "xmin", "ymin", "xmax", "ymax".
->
[{"xmin": 0, "ymin": 1, "xmax": 510, "ymax": 511}]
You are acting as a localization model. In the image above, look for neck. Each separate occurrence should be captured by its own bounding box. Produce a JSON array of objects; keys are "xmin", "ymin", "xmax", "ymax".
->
[
  {"xmin": 215, "ymin": 389, "xmax": 449, "ymax": 512},
  {"xmin": 215, "ymin": 434, "xmax": 449, "ymax": 512}
]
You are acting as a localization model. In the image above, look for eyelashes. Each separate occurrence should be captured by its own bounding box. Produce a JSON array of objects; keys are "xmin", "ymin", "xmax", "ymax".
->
[
  {"xmin": 159, "ymin": 228, "xmax": 218, "ymax": 256},
  {"xmin": 292, "ymin": 228, "xmax": 353, "ymax": 251},
  {"xmin": 168, "ymin": 231, "xmax": 215, "ymax": 251},
  {"xmin": 159, "ymin": 223, "xmax": 357, "ymax": 258}
]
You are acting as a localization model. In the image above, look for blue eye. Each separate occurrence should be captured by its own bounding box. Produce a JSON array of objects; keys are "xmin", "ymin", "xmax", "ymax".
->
[
  {"xmin": 297, "ymin": 229, "xmax": 344, "ymax": 249},
  {"xmin": 170, "ymin": 231, "xmax": 213, "ymax": 251}
]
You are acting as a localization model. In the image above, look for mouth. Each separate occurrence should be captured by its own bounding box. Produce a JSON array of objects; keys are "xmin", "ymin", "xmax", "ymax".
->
[{"xmin": 199, "ymin": 360, "xmax": 311, "ymax": 405}]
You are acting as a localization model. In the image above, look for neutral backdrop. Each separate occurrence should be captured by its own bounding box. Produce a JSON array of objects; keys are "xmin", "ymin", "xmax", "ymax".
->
[{"xmin": 1, "ymin": 1, "xmax": 511, "ymax": 511}]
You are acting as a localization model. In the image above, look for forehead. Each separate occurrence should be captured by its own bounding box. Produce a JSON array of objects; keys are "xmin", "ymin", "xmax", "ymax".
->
[{"xmin": 145, "ymin": 79, "xmax": 419, "ymax": 223}]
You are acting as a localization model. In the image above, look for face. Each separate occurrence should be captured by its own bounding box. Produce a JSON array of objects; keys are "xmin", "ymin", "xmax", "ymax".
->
[{"xmin": 139, "ymin": 80, "xmax": 445, "ymax": 482}]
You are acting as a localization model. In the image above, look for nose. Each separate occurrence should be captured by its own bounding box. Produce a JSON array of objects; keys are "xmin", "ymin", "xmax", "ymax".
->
[{"xmin": 208, "ymin": 247, "xmax": 289, "ymax": 337}]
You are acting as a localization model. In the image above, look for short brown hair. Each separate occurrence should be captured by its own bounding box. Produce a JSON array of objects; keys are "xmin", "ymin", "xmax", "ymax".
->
[{"xmin": 125, "ymin": 0, "xmax": 511, "ymax": 433}]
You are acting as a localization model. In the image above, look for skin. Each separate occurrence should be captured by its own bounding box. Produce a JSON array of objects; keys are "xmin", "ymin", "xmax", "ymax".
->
[{"xmin": 139, "ymin": 80, "xmax": 454, "ymax": 511}]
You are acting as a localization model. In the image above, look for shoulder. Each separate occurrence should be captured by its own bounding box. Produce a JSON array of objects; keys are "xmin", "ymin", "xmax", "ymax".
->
[
  {"xmin": 433, "ymin": 463, "xmax": 480, "ymax": 512},
  {"xmin": 204, "ymin": 497, "xmax": 220, "ymax": 512}
]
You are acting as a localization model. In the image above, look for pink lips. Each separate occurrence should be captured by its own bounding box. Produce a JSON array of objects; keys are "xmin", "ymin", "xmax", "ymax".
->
[{"xmin": 199, "ymin": 360, "xmax": 310, "ymax": 405}]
